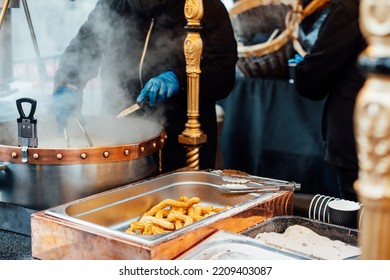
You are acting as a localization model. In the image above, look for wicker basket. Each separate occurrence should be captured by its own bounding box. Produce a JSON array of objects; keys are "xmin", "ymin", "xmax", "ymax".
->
[{"xmin": 229, "ymin": 0, "xmax": 301, "ymax": 79}]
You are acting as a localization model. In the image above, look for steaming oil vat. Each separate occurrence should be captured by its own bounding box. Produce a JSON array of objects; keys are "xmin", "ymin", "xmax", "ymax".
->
[{"xmin": 0, "ymin": 115, "xmax": 165, "ymax": 210}]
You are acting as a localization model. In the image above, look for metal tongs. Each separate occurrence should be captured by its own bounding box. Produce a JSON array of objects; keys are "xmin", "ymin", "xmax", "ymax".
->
[
  {"xmin": 218, "ymin": 183, "xmax": 299, "ymax": 194},
  {"xmin": 63, "ymin": 115, "xmax": 94, "ymax": 148},
  {"xmin": 211, "ymin": 169, "xmax": 301, "ymax": 195}
]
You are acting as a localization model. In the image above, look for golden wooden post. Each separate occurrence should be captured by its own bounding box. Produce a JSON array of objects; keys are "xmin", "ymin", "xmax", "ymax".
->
[
  {"xmin": 179, "ymin": 0, "xmax": 207, "ymax": 169},
  {"xmin": 354, "ymin": 0, "xmax": 390, "ymax": 259}
]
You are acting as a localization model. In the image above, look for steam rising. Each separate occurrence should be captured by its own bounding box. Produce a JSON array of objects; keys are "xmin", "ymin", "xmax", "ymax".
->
[
  {"xmin": 3, "ymin": 0, "xmax": 177, "ymax": 148},
  {"xmin": 0, "ymin": 115, "xmax": 163, "ymax": 148}
]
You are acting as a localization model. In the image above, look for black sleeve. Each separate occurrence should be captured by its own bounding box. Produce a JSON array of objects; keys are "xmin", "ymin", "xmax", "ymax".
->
[
  {"xmin": 53, "ymin": 0, "xmax": 119, "ymax": 90},
  {"xmin": 294, "ymin": 0, "xmax": 361, "ymax": 100}
]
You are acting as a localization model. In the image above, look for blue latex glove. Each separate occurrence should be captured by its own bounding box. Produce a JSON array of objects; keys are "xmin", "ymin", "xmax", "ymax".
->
[
  {"xmin": 136, "ymin": 71, "xmax": 179, "ymax": 107},
  {"xmin": 52, "ymin": 86, "xmax": 83, "ymax": 131},
  {"xmin": 288, "ymin": 54, "xmax": 304, "ymax": 84},
  {"xmin": 288, "ymin": 54, "xmax": 304, "ymax": 65}
]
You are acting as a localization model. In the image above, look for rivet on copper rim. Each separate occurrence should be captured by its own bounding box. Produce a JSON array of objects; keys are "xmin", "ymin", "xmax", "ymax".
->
[
  {"xmin": 80, "ymin": 153, "xmax": 87, "ymax": 159},
  {"xmin": 140, "ymin": 146, "xmax": 145, "ymax": 153},
  {"xmin": 103, "ymin": 151, "xmax": 110, "ymax": 158},
  {"xmin": 56, "ymin": 154, "xmax": 63, "ymax": 160},
  {"xmin": 33, "ymin": 153, "xmax": 39, "ymax": 160},
  {"xmin": 152, "ymin": 142, "xmax": 157, "ymax": 148},
  {"xmin": 11, "ymin": 152, "xmax": 17, "ymax": 158},
  {"xmin": 160, "ymin": 138, "xmax": 165, "ymax": 144},
  {"xmin": 124, "ymin": 149, "xmax": 130, "ymax": 156}
]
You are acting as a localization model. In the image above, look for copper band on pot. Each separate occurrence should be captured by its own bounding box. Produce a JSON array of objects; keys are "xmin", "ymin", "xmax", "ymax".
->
[{"xmin": 0, "ymin": 131, "xmax": 166, "ymax": 165}]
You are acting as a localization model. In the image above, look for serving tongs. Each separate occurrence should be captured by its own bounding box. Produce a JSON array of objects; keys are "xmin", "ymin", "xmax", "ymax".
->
[
  {"xmin": 63, "ymin": 115, "xmax": 94, "ymax": 148},
  {"xmin": 210, "ymin": 169, "xmax": 300, "ymax": 194},
  {"xmin": 218, "ymin": 182, "xmax": 299, "ymax": 195},
  {"xmin": 75, "ymin": 116, "xmax": 94, "ymax": 147}
]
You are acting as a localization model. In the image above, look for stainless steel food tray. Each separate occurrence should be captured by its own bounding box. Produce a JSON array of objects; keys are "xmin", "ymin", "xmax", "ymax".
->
[
  {"xmin": 31, "ymin": 169, "xmax": 294, "ymax": 260},
  {"xmin": 241, "ymin": 216, "xmax": 360, "ymax": 259},
  {"xmin": 177, "ymin": 230, "xmax": 310, "ymax": 260}
]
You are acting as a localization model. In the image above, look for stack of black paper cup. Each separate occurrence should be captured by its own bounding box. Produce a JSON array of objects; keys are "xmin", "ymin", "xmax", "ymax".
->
[{"xmin": 293, "ymin": 193, "xmax": 364, "ymax": 229}]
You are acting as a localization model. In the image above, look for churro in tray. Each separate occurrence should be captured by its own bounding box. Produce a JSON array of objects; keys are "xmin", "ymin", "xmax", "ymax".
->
[{"xmin": 126, "ymin": 196, "xmax": 230, "ymax": 235}]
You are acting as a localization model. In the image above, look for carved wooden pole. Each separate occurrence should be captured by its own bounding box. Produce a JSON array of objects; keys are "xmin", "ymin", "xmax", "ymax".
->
[
  {"xmin": 354, "ymin": 0, "xmax": 390, "ymax": 259},
  {"xmin": 179, "ymin": 0, "xmax": 207, "ymax": 169}
]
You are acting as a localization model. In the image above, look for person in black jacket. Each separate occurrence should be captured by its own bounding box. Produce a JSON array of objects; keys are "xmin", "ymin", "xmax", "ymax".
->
[
  {"xmin": 294, "ymin": 0, "xmax": 366, "ymax": 201},
  {"xmin": 52, "ymin": 0, "xmax": 238, "ymax": 172}
]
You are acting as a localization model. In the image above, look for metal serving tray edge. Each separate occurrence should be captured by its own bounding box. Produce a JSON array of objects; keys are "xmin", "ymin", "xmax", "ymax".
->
[
  {"xmin": 31, "ymin": 170, "xmax": 293, "ymax": 259},
  {"xmin": 177, "ymin": 230, "xmax": 310, "ymax": 260}
]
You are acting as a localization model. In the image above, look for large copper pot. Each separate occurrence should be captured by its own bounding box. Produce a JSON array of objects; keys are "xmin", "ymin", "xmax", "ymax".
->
[{"xmin": 0, "ymin": 115, "xmax": 166, "ymax": 210}]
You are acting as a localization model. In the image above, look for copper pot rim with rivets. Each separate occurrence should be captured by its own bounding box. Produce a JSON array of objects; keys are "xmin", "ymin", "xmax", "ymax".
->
[
  {"xmin": 0, "ymin": 116, "xmax": 166, "ymax": 165},
  {"xmin": 0, "ymin": 131, "xmax": 166, "ymax": 164}
]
